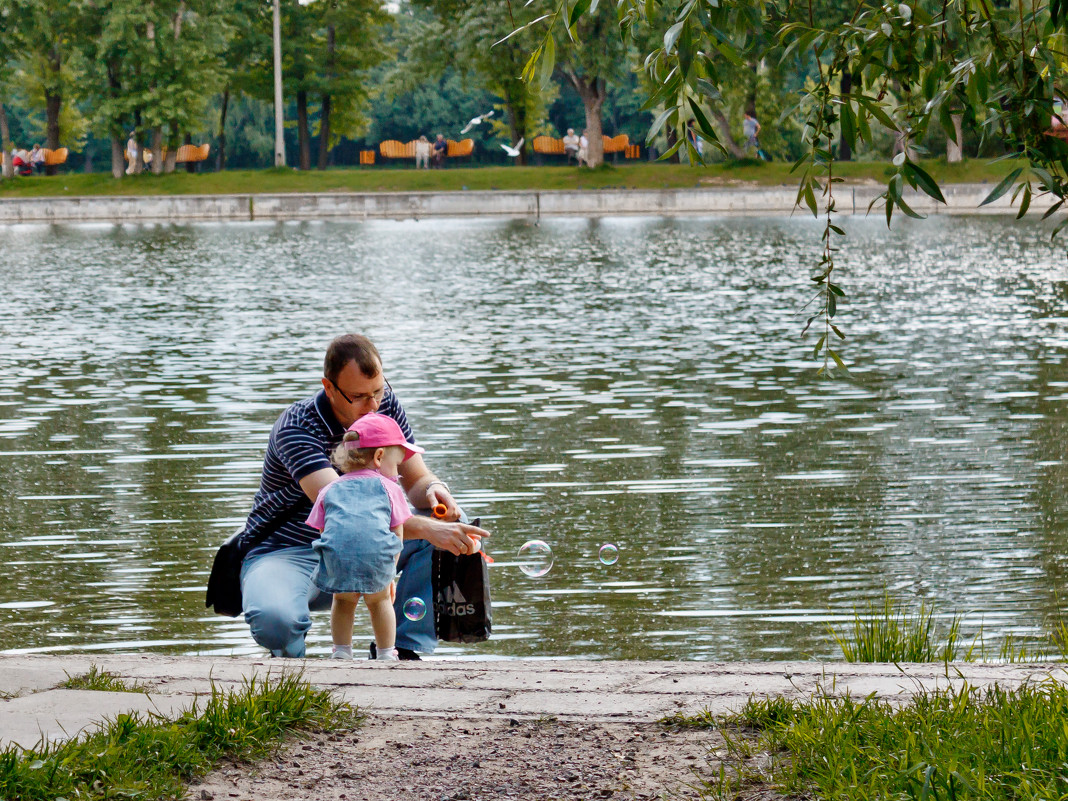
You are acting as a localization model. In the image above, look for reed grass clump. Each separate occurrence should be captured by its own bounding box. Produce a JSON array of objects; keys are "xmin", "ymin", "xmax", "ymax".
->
[
  {"xmin": 832, "ymin": 594, "xmax": 975, "ymax": 663},
  {"xmin": 693, "ymin": 680, "xmax": 1068, "ymax": 801},
  {"xmin": 0, "ymin": 671, "xmax": 359, "ymax": 801}
]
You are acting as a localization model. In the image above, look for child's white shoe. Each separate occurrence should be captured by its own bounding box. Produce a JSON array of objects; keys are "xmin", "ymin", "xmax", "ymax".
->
[
  {"xmin": 375, "ymin": 646, "xmax": 399, "ymax": 661},
  {"xmin": 330, "ymin": 645, "xmax": 353, "ymax": 660}
]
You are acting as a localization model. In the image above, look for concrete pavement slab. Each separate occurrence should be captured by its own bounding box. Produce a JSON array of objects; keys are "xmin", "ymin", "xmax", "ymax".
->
[
  {"xmin": 2, "ymin": 655, "xmax": 1067, "ymax": 754},
  {"xmin": 1, "ymin": 689, "xmax": 194, "ymax": 749}
]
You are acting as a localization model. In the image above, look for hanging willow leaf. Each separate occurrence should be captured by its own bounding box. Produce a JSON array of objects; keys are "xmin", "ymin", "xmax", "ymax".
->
[{"xmin": 979, "ymin": 168, "xmax": 1023, "ymax": 207}]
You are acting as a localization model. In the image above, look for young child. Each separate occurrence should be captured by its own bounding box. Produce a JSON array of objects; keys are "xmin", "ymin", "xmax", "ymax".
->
[{"xmin": 306, "ymin": 413, "xmax": 424, "ymax": 661}]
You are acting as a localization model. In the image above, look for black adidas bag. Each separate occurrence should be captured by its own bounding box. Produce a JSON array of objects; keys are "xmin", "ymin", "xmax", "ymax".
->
[{"xmin": 432, "ymin": 519, "xmax": 492, "ymax": 643}]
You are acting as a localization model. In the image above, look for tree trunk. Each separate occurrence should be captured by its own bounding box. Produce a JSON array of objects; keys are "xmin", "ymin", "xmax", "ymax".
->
[
  {"xmin": 183, "ymin": 132, "xmax": 194, "ymax": 173},
  {"xmin": 566, "ymin": 71, "xmax": 606, "ymax": 167},
  {"xmin": 111, "ymin": 135, "xmax": 125, "ymax": 179},
  {"xmin": 0, "ymin": 102, "xmax": 12, "ymax": 180},
  {"xmin": 318, "ymin": 94, "xmax": 332, "ymax": 170},
  {"xmin": 296, "ymin": 90, "xmax": 311, "ymax": 170},
  {"xmin": 151, "ymin": 127, "xmax": 164, "ymax": 174},
  {"xmin": 839, "ymin": 71, "xmax": 853, "ymax": 161},
  {"xmin": 45, "ymin": 92, "xmax": 61, "ymax": 175},
  {"xmin": 105, "ymin": 63, "xmax": 125, "ymax": 178},
  {"xmin": 83, "ymin": 141, "xmax": 93, "ymax": 173},
  {"xmin": 318, "ymin": 24, "xmax": 334, "ymax": 171},
  {"xmin": 216, "ymin": 87, "xmax": 229, "ymax": 171},
  {"xmin": 947, "ymin": 113, "xmax": 964, "ymax": 162},
  {"xmin": 504, "ymin": 85, "xmax": 528, "ymax": 166},
  {"xmin": 709, "ymin": 106, "xmax": 746, "ymax": 159}
]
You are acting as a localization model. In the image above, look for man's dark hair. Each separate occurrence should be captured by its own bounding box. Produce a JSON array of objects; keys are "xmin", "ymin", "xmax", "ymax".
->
[{"xmin": 324, "ymin": 334, "xmax": 381, "ymax": 383}]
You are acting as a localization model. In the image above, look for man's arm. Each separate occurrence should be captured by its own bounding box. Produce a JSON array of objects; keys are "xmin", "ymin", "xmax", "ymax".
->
[
  {"xmin": 398, "ymin": 453, "xmax": 457, "ymax": 514},
  {"xmin": 397, "ymin": 454, "xmax": 488, "ymax": 555},
  {"xmin": 298, "ymin": 467, "xmax": 339, "ymax": 503}
]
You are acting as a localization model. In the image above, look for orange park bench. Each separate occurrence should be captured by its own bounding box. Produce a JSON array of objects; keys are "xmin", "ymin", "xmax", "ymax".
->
[
  {"xmin": 533, "ymin": 136, "xmax": 567, "ymax": 156},
  {"xmin": 43, "ymin": 147, "xmax": 69, "ymax": 167},
  {"xmin": 1, "ymin": 147, "xmax": 67, "ymax": 173},
  {"xmin": 379, "ymin": 139, "xmax": 473, "ymax": 163},
  {"xmin": 124, "ymin": 143, "xmax": 210, "ymax": 169},
  {"xmin": 533, "ymin": 134, "xmax": 630, "ymax": 163}
]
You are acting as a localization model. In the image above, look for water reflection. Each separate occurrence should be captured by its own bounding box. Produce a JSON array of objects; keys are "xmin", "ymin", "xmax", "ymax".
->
[{"xmin": 0, "ymin": 215, "xmax": 1066, "ymax": 660}]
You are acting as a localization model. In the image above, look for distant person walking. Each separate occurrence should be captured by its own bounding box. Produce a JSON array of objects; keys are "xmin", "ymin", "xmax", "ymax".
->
[
  {"xmin": 126, "ymin": 132, "xmax": 139, "ymax": 175},
  {"xmin": 743, "ymin": 111, "xmax": 768, "ymax": 160}
]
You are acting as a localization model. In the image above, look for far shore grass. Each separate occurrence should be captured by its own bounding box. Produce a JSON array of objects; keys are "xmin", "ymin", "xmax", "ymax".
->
[{"xmin": 0, "ymin": 158, "xmax": 1023, "ymax": 199}]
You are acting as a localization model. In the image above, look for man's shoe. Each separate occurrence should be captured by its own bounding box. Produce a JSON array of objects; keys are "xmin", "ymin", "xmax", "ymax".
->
[{"xmin": 369, "ymin": 642, "xmax": 421, "ymax": 661}]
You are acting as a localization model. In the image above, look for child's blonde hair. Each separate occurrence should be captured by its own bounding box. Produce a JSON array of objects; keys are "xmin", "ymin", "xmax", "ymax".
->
[{"xmin": 331, "ymin": 431, "xmax": 378, "ymax": 473}]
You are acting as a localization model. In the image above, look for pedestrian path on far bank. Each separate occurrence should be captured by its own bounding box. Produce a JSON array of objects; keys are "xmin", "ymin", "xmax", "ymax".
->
[{"xmin": 0, "ymin": 654, "xmax": 1063, "ymax": 750}]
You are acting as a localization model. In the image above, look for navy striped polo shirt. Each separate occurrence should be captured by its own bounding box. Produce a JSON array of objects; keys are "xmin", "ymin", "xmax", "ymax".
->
[{"xmin": 242, "ymin": 388, "xmax": 413, "ymax": 557}]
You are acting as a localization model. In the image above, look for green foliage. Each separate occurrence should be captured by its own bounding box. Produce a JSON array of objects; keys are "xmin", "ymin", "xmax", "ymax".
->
[
  {"xmin": 526, "ymin": 0, "xmax": 1068, "ymax": 364},
  {"xmin": 701, "ymin": 680, "xmax": 1068, "ymax": 801},
  {"xmin": 60, "ymin": 665, "xmax": 149, "ymax": 693},
  {"xmin": 0, "ymin": 671, "xmax": 359, "ymax": 801},
  {"xmin": 404, "ymin": 0, "xmax": 560, "ymax": 161},
  {"xmin": 831, "ymin": 594, "xmax": 976, "ymax": 663}
]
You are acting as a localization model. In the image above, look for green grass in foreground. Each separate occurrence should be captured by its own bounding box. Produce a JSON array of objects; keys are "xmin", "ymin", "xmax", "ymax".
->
[
  {"xmin": 59, "ymin": 664, "xmax": 150, "ymax": 693},
  {"xmin": 0, "ymin": 671, "xmax": 358, "ymax": 801},
  {"xmin": 0, "ymin": 159, "xmax": 1024, "ymax": 198},
  {"xmin": 675, "ymin": 681, "xmax": 1068, "ymax": 801}
]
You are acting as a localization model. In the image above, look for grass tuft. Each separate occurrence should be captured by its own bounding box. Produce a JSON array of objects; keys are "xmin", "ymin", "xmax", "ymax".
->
[
  {"xmin": 832, "ymin": 594, "xmax": 975, "ymax": 663},
  {"xmin": 0, "ymin": 671, "xmax": 359, "ymax": 801},
  {"xmin": 698, "ymin": 679, "xmax": 1068, "ymax": 801},
  {"xmin": 60, "ymin": 664, "xmax": 150, "ymax": 693}
]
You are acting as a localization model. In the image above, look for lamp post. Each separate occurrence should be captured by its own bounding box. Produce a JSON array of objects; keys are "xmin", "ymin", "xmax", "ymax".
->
[{"xmin": 272, "ymin": 0, "xmax": 285, "ymax": 167}]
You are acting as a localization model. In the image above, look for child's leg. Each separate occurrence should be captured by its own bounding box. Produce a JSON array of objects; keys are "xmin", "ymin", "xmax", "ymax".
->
[
  {"xmin": 363, "ymin": 586, "xmax": 397, "ymax": 658},
  {"xmin": 330, "ymin": 593, "xmax": 361, "ymax": 650}
]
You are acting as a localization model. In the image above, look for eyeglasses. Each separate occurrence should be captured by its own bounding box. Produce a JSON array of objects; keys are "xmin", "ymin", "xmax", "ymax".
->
[{"xmin": 330, "ymin": 377, "xmax": 391, "ymax": 406}]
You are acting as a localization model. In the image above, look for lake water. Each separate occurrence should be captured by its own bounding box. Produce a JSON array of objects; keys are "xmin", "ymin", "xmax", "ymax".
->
[{"xmin": 1, "ymin": 214, "xmax": 1066, "ymax": 661}]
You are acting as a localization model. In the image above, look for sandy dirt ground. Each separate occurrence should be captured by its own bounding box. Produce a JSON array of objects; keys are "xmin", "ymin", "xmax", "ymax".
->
[{"xmin": 186, "ymin": 715, "xmax": 725, "ymax": 801}]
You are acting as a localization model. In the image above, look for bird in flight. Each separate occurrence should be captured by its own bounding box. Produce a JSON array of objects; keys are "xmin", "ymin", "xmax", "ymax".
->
[
  {"xmin": 501, "ymin": 137, "xmax": 525, "ymax": 158},
  {"xmin": 460, "ymin": 110, "xmax": 495, "ymax": 135}
]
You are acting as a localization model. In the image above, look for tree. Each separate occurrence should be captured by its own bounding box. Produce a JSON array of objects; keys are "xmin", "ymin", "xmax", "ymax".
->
[
  {"xmin": 214, "ymin": 0, "xmax": 272, "ymax": 171},
  {"xmin": 5, "ymin": 0, "xmax": 87, "ymax": 174},
  {"xmin": 0, "ymin": 1, "xmax": 14, "ymax": 179},
  {"xmin": 538, "ymin": 3, "xmax": 629, "ymax": 166},
  {"xmin": 530, "ymin": 0, "xmax": 1068, "ymax": 371},
  {"xmin": 275, "ymin": 0, "xmax": 388, "ymax": 171},
  {"xmin": 406, "ymin": 0, "xmax": 555, "ymax": 165},
  {"xmin": 313, "ymin": 0, "xmax": 391, "ymax": 169}
]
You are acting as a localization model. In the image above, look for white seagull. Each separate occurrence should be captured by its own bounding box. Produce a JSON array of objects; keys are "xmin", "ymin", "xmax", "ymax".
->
[
  {"xmin": 501, "ymin": 137, "xmax": 525, "ymax": 158},
  {"xmin": 460, "ymin": 110, "xmax": 495, "ymax": 135}
]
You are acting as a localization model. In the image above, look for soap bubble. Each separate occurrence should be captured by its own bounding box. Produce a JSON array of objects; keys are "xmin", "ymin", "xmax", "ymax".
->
[
  {"xmin": 517, "ymin": 540, "xmax": 554, "ymax": 578},
  {"xmin": 402, "ymin": 597, "xmax": 427, "ymax": 621},
  {"xmin": 598, "ymin": 543, "xmax": 619, "ymax": 565}
]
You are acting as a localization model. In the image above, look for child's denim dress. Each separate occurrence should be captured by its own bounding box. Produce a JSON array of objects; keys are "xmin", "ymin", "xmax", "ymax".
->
[{"xmin": 311, "ymin": 478, "xmax": 403, "ymax": 595}]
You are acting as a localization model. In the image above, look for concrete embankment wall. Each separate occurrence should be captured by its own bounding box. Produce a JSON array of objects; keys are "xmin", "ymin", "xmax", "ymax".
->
[{"xmin": 0, "ymin": 184, "xmax": 1015, "ymax": 224}]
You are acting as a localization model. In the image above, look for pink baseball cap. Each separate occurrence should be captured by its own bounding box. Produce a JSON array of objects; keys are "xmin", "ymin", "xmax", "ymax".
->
[{"xmin": 344, "ymin": 413, "xmax": 425, "ymax": 461}]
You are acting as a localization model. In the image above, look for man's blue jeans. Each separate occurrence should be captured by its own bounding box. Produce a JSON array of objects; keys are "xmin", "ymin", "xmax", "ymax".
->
[{"xmin": 241, "ymin": 537, "xmax": 436, "ymax": 658}]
